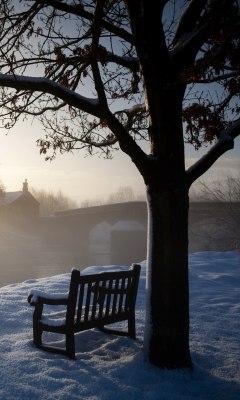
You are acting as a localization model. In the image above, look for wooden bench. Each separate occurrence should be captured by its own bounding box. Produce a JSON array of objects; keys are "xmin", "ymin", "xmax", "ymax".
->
[{"xmin": 28, "ymin": 264, "xmax": 141, "ymax": 359}]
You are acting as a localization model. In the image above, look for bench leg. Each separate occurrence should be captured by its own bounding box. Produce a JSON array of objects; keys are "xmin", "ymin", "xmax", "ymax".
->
[
  {"xmin": 33, "ymin": 304, "xmax": 43, "ymax": 346},
  {"xmin": 33, "ymin": 326, "xmax": 43, "ymax": 346},
  {"xmin": 66, "ymin": 332, "xmax": 75, "ymax": 359},
  {"xmin": 128, "ymin": 314, "xmax": 136, "ymax": 339}
]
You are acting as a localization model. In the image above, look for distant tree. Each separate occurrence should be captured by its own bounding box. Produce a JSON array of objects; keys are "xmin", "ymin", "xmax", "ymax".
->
[
  {"xmin": 108, "ymin": 186, "xmax": 134, "ymax": 203},
  {"xmin": 80, "ymin": 197, "xmax": 104, "ymax": 208},
  {"xmin": 0, "ymin": 180, "xmax": 6, "ymax": 197},
  {"xmin": 0, "ymin": 0, "xmax": 240, "ymax": 369},
  {"xmin": 194, "ymin": 169, "xmax": 240, "ymax": 251},
  {"xmin": 80, "ymin": 186, "xmax": 145, "ymax": 207},
  {"xmin": 30, "ymin": 187, "xmax": 78, "ymax": 216},
  {"xmin": 198, "ymin": 169, "xmax": 240, "ymax": 202}
]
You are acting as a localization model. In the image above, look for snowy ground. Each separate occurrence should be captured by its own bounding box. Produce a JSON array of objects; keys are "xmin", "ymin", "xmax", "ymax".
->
[{"xmin": 0, "ymin": 251, "xmax": 239, "ymax": 400}]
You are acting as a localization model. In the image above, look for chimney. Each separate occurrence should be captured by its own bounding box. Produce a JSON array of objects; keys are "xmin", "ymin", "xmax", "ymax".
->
[{"xmin": 23, "ymin": 179, "xmax": 28, "ymax": 192}]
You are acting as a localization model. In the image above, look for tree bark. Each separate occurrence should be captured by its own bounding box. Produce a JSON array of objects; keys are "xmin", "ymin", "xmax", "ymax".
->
[
  {"xmin": 137, "ymin": 42, "xmax": 192, "ymax": 367},
  {"xmin": 144, "ymin": 183, "xmax": 192, "ymax": 369}
]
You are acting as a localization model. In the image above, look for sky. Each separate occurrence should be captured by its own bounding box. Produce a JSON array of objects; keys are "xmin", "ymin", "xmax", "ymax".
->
[
  {"xmin": 0, "ymin": 251, "xmax": 239, "ymax": 399},
  {"xmin": 0, "ymin": 117, "xmax": 147, "ymax": 203},
  {"xmin": 0, "ymin": 2, "xmax": 239, "ymax": 204},
  {"xmin": 0, "ymin": 117, "xmax": 239, "ymax": 204},
  {"xmin": 0, "ymin": 117, "xmax": 144, "ymax": 202}
]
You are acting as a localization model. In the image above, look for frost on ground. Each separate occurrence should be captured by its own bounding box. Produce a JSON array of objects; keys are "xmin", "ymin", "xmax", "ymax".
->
[{"xmin": 0, "ymin": 252, "xmax": 239, "ymax": 400}]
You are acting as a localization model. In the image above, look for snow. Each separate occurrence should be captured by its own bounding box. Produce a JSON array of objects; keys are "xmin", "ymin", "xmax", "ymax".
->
[
  {"xmin": 0, "ymin": 73, "xmax": 99, "ymax": 106},
  {"xmin": 89, "ymin": 222, "xmax": 111, "ymax": 244},
  {"xmin": 0, "ymin": 251, "xmax": 239, "ymax": 399},
  {"xmin": 144, "ymin": 194, "xmax": 153, "ymax": 358},
  {"xmin": 111, "ymin": 220, "xmax": 146, "ymax": 231},
  {"xmin": 28, "ymin": 289, "xmax": 69, "ymax": 303},
  {"xmin": 3, "ymin": 191, "xmax": 23, "ymax": 204}
]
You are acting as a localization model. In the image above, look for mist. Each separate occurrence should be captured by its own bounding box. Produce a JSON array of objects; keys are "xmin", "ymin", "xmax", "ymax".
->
[{"xmin": 0, "ymin": 180, "xmax": 239, "ymax": 288}]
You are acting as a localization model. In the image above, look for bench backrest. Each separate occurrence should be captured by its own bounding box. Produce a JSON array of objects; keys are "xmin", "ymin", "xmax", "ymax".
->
[{"xmin": 66, "ymin": 265, "xmax": 141, "ymax": 330}]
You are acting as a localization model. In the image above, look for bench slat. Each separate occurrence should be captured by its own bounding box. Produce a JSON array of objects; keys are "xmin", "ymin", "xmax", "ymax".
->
[
  {"xmin": 124, "ymin": 277, "xmax": 131, "ymax": 312},
  {"xmin": 77, "ymin": 283, "xmax": 85, "ymax": 323},
  {"xmin": 91, "ymin": 281, "xmax": 99, "ymax": 320},
  {"xmin": 84, "ymin": 282, "xmax": 92, "ymax": 321},
  {"xmin": 112, "ymin": 278, "xmax": 120, "ymax": 316},
  {"xmin": 98, "ymin": 280, "xmax": 106, "ymax": 319},
  {"xmin": 118, "ymin": 278, "xmax": 125, "ymax": 313},
  {"xmin": 105, "ymin": 279, "xmax": 113, "ymax": 318}
]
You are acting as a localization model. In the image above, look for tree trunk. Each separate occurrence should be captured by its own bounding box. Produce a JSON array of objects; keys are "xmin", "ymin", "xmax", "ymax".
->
[
  {"xmin": 125, "ymin": 2, "xmax": 192, "ymax": 369},
  {"xmin": 144, "ymin": 183, "xmax": 192, "ymax": 369}
]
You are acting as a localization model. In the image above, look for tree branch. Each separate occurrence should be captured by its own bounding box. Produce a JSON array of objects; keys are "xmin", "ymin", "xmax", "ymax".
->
[
  {"xmin": 35, "ymin": 0, "xmax": 145, "ymax": 52},
  {"xmin": 105, "ymin": 111, "xmax": 151, "ymax": 183},
  {"xmin": 170, "ymin": 0, "xmax": 237, "ymax": 74},
  {"xmin": 186, "ymin": 119, "xmax": 240, "ymax": 188},
  {"xmin": 91, "ymin": 0, "xmax": 108, "ymax": 107},
  {"xmin": 0, "ymin": 74, "xmax": 100, "ymax": 117},
  {"xmin": 115, "ymin": 103, "xmax": 146, "ymax": 131},
  {"xmin": 181, "ymin": 72, "xmax": 239, "ymax": 86},
  {"xmin": 107, "ymin": 52, "xmax": 139, "ymax": 71},
  {"xmin": 172, "ymin": 0, "xmax": 207, "ymax": 47},
  {"xmin": 81, "ymin": 136, "xmax": 118, "ymax": 148}
]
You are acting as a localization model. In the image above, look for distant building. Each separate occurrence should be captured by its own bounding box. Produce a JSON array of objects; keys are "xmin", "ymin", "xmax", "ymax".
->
[{"xmin": 0, "ymin": 179, "xmax": 40, "ymax": 229}]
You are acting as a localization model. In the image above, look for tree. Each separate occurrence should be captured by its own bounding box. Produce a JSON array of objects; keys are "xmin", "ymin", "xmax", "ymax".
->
[
  {"xmin": 193, "ymin": 170, "xmax": 240, "ymax": 251},
  {"xmin": 0, "ymin": 179, "xmax": 6, "ymax": 197},
  {"xmin": 107, "ymin": 186, "xmax": 135, "ymax": 203},
  {"xmin": 80, "ymin": 185, "xmax": 144, "ymax": 206},
  {"xmin": 0, "ymin": 0, "xmax": 239, "ymax": 369},
  {"xmin": 30, "ymin": 187, "xmax": 78, "ymax": 216}
]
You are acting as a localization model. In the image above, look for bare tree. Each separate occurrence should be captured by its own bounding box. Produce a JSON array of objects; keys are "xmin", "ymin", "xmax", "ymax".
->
[
  {"xmin": 80, "ymin": 186, "xmax": 145, "ymax": 207},
  {"xmin": 80, "ymin": 197, "xmax": 104, "ymax": 208},
  {"xmin": 30, "ymin": 187, "xmax": 78, "ymax": 216},
  {"xmin": 198, "ymin": 170, "xmax": 240, "ymax": 202},
  {"xmin": 0, "ymin": 0, "xmax": 240, "ymax": 369},
  {"xmin": 0, "ymin": 179, "xmax": 6, "ymax": 197},
  {"xmin": 108, "ymin": 186, "xmax": 134, "ymax": 203},
  {"xmin": 193, "ymin": 170, "xmax": 240, "ymax": 251}
]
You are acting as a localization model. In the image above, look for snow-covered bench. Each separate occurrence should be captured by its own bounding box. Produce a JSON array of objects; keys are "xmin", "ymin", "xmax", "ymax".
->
[{"xmin": 27, "ymin": 264, "xmax": 141, "ymax": 359}]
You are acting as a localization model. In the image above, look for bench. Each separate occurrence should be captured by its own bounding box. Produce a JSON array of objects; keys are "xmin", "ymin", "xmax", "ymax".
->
[{"xmin": 27, "ymin": 264, "xmax": 141, "ymax": 359}]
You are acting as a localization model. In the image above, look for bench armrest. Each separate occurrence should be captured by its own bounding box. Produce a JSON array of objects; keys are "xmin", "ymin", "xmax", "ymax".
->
[{"xmin": 28, "ymin": 290, "xmax": 69, "ymax": 306}]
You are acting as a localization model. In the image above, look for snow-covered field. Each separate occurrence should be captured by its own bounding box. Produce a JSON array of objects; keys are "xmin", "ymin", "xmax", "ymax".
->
[{"xmin": 0, "ymin": 251, "xmax": 239, "ymax": 400}]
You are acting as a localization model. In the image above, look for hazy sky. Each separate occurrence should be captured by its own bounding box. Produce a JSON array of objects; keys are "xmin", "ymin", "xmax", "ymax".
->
[
  {"xmin": 0, "ymin": 2, "xmax": 239, "ymax": 204},
  {"xmin": 0, "ymin": 117, "xmax": 239, "ymax": 204}
]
